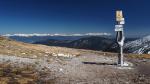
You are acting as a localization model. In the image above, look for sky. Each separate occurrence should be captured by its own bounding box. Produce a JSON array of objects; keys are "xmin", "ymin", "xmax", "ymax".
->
[{"xmin": 0, "ymin": 0, "xmax": 150, "ymax": 37}]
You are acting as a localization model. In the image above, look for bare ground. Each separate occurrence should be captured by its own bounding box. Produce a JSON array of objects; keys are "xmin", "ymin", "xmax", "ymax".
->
[{"xmin": 0, "ymin": 53, "xmax": 150, "ymax": 84}]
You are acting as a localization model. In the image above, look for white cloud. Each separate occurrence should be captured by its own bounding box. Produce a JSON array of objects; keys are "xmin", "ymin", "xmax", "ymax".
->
[{"xmin": 3, "ymin": 33, "xmax": 111, "ymax": 37}]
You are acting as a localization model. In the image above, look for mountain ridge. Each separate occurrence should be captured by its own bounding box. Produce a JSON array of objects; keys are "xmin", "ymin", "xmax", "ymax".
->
[
  {"xmin": 34, "ymin": 36, "xmax": 137, "ymax": 51},
  {"xmin": 124, "ymin": 35, "xmax": 150, "ymax": 54},
  {"xmin": 2, "ymin": 33, "xmax": 111, "ymax": 37}
]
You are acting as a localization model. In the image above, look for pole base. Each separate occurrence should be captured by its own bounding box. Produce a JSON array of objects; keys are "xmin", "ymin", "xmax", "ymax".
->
[
  {"xmin": 117, "ymin": 62, "xmax": 132, "ymax": 67},
  {"xmin": 116, "ymin": 62, "xmax": 133, "ymax": 69}
]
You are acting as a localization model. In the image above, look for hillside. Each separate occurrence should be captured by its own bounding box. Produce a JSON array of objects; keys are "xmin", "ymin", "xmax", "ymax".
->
[
  {"xmin": 0, "ymin": 36, "xmax": 80, "ymax": 58},
  {"xmin": 34, "ymin": 36, "xmax": 115, "ymax": 51},
  {"xmin": 124, "ymin": 35, "xmax": 150, "ymax": 54},
  {"xmin": 0, "ymin": 36, "xmax": 150, "ymax": 84},
  {"xmin": 34, "ymin": 36, "xmax": 139, "ymax": 52}
]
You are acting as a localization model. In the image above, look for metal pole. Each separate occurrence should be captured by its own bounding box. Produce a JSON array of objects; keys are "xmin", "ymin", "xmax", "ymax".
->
[
  {"xmin": 117, "ymin": 35, "xmax": 124, "ymax": 66},
  {"xmin": 120, "ymin": 45, "xmax": 124, "ymax": 66},
  {"xmin": 115, "ymin": 10, "xmax": 125, "ymax": 67}
]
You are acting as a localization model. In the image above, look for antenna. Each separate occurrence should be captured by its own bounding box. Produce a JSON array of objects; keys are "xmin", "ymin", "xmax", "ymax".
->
[{"xmin": 115, "ymin": 10, "xmax": 125, "ymax": 66}]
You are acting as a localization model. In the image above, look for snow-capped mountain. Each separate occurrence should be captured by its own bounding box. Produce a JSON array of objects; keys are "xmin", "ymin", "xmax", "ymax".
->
[
  {"xmin": 3, "ymin": 33, "xmax": 111, "ymax": 37},
  {"xmin": 124, "ymin": 35, "xmax": 150, "ymax": 54}
]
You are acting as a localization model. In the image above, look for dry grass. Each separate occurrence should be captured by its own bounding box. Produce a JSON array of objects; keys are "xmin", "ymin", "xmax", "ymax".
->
[
  {"xmin": 0, "ymin": 63, "xmax": 38, "ymax": 84},
  {"xmin": 126, "ymin": 54, "xmax": 150, "ymax": 59},
  {"xmin": 0, "ymin": 36, "xmax": 80, "ymax": 58}
]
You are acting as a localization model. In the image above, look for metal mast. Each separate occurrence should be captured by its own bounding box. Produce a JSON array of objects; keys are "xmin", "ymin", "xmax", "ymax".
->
[{"xmin": 115, "ymin": 10, "xmax": 125, "ymax": 66}]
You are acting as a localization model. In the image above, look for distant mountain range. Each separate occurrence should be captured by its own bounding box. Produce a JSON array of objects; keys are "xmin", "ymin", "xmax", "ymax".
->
[
  {"xmin": 6, "ymin": 36, "xmax": 85, "ymax": 43},
  {"xmin": 3, "ymin": 33, "xmax": 111, "ymax": 37},
  {"xmin": 34, "ymin": 36, "xmax": 141, "ymax": 53},
  {"xmin": 4, "ymin": 34, "xmax": 150, "ymax": 54},
  {"xmin": 2, "ymin": 33, "xmax": 111, "ymax": 43},
  {"xmin": 34, "ymin": 36, "xmax": 114, "ymax": 51}
]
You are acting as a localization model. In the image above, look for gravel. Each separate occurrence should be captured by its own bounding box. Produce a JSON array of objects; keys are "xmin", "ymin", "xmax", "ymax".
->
[{"xmin": 0, "ymin": 54, "xmax": 149, "ymax": 84}]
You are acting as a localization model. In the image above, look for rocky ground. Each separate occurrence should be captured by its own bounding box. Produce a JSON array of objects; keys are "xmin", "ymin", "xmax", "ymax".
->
[
  {"xmin": 0, "ymin": 36, "xmax": 150, "ymax": 84},
  {"xmin": 0, "ymin": 53, "xmax": 150, "ymax": 84}
]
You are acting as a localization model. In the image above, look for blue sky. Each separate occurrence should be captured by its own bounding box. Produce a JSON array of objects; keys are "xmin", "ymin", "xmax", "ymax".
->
[{"xmin": 0, "ymin": 0, "xmax": 150, "ymax": 37}]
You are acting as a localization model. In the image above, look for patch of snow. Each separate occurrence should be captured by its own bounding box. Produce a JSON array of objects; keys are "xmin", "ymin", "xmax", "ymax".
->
[
  {"xmin": 52, "ymin": 53, "xmax": 75, "ymax": 57},
  {"xmin": 148, "ymin": 51, "xmax": 150, "ymax": 54},
  {"xmin": 59, "ymin": 68, "xmax": 63, "ymax": 72},
  {"xmin": 124, "ymin": 35, "xmax": 150, "ymax": 54}
]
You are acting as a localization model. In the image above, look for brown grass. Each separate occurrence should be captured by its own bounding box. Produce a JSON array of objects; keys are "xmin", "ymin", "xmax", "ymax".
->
[
  {"xmin": 0, "ymin": 63, "xmax": 39, "ymax": 84},
  {"xmin": 0, "ymin": 36, "xmax": 80, "ymax": 58},
  {"xmin": 127, "ymin": 54, "xmax": 150, "ymax": 59}
]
